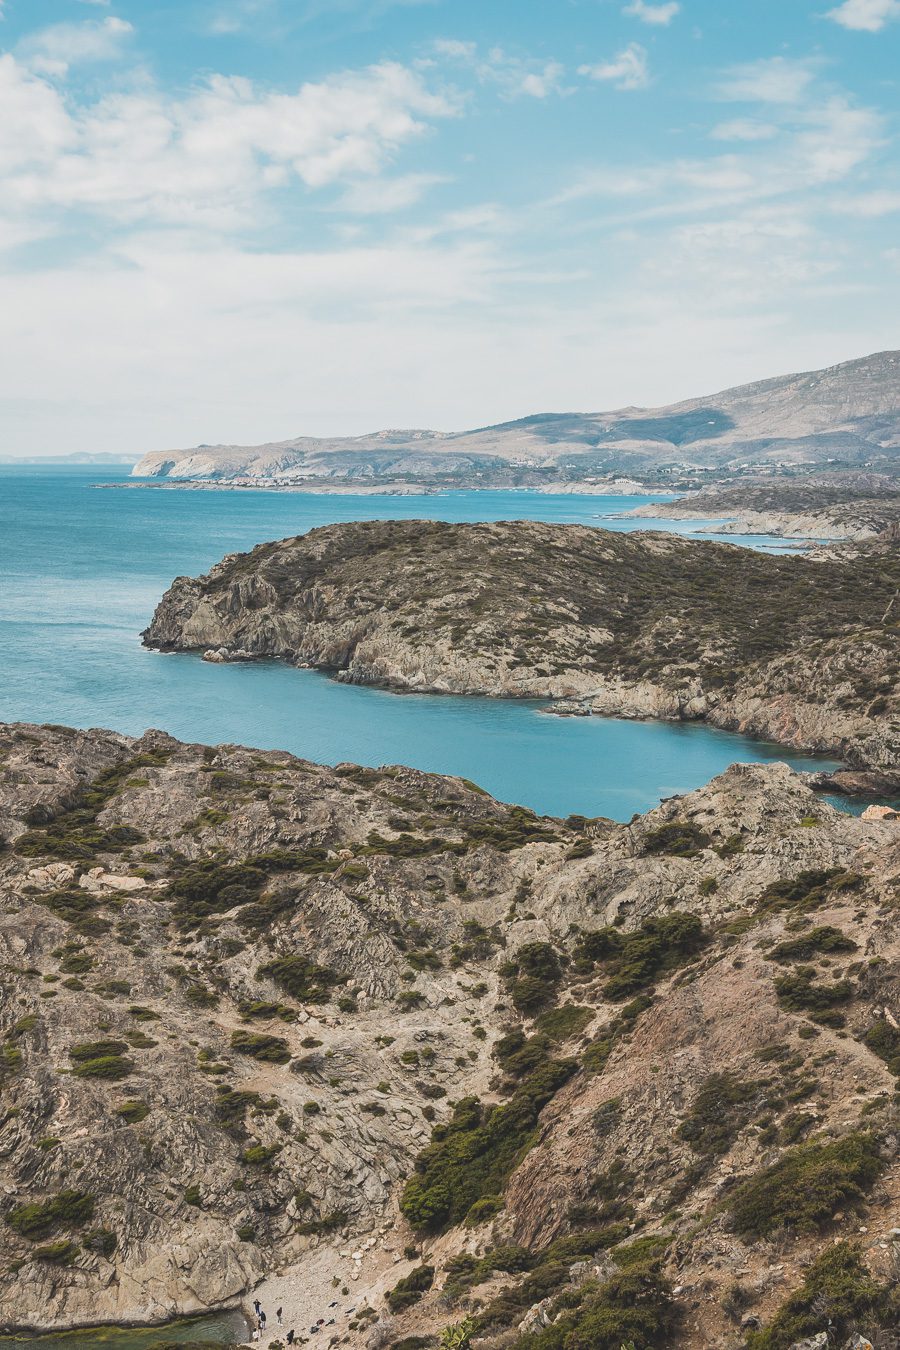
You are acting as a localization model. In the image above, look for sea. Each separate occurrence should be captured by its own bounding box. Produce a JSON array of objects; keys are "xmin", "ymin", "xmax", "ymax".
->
[{"xmin": 0, "ymin": 465, "xmax": 852, "ymax": 823}]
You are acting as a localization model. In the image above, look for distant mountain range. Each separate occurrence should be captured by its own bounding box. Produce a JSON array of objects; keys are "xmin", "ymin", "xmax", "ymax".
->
[{"xmin": 132, "ymin": 349, "xmax": 900, "ymax": 485}]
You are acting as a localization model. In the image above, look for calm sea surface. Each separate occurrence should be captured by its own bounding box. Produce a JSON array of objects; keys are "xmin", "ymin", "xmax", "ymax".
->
[{"xmin": 0, "ymin": 467, "xmax": 846, "ymax": 820}]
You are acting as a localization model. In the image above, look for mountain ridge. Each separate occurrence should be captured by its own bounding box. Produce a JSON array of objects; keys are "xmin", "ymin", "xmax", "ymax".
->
[{"xmin": 132, "ymin": 350, "xmax": 900, "ymax": 485}]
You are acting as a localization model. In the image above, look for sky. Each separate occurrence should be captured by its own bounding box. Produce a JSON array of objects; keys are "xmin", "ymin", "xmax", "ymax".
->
[{"xmin": 1, "ymin": 0, "xmax": 899, "ymax": 457}]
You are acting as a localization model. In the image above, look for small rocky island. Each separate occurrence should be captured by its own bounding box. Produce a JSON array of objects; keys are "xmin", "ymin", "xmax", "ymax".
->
[
  {"xmin": 143, "ymin": 520, "xmax": 899, "ymax": 786},
  {"xmin": 1, "ymin": 721, "xmax": 899, "ymax": 1348}
]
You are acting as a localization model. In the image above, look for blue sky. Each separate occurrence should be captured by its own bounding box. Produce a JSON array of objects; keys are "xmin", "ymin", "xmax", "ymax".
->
[{"xmin": 1, "ymin": 0, "xmax": 899, "ymax": 455}]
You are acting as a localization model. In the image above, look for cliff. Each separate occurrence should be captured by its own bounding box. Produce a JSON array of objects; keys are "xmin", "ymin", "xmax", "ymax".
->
[
  {"xmin": 142, "ymin": 520, "xmax": 900, "ymax": 778},
  {"xmin": 0, "ymin": 723, "xmax": 899, "ymax": 1350}
]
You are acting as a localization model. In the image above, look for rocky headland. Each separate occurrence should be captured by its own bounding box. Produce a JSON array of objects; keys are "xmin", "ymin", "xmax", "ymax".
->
[
  {"xmin": 625, "ymin": 478, "xmax": 900, "ymax": 544},
  {"xmin": 1, "ymin": 722, "xmax": 900, "ymax": 1350},
  {"xmin": 142, "ymin": 520, "xmax": 899, "ymax": 783}
]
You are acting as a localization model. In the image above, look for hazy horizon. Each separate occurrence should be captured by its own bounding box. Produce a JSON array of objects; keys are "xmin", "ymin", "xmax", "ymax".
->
[{"xmin": 2, "ymin": 0, "xmax": 900, "ymax": 459}]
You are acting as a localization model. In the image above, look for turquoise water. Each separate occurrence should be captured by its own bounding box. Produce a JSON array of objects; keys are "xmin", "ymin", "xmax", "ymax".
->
[
  {"xmin": 0, "ymin": 1309, "xmax": 247, "ymax": 1348},
  {"xmin": 0, "ymin": 467, "xmax": 843, "ymax": 820}
]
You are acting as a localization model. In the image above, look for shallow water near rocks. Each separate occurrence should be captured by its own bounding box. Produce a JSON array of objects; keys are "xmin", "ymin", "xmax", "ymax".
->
[
  {"xmin": 0, "ymin": 1308, "xmax": 248, "ymax": 1349},
  {"xmin": 0, "ymin": 467, "xmax": 850, "ymax": 820}
]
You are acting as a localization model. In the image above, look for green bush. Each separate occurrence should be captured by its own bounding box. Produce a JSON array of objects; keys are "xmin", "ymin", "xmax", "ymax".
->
[
  {"xmin": 767, "ymin": 926, "xmax": 857, "ymax": 962},
  {"xmin": 214, "ymin": 1087, "xmax": 275, "ymax": 1132},
  {"xmin": 33, "ymin": 1240, "xmax": 80, "ymax": 1264},
  {"xmin": 642, "ymin": 822, "xmax": 710, "ymax": 858},
  {"xmin": 506, "ymin": 1260, "xmax": 677, "ymax": 1350},
  {"xmin": 115, "ymin": 1100, "xmax": 150, "ymax": 1124},
  {"xmin": 12, "ymin": 757, "xmax": 160, "ymax": 861},
  {"xmin": 535, "ymin": 1006, "xmax": 593, "ymax": 1042},
  {"xmin": 863, "ymin": 1018, "xmax": 900, "ymax": 1076},
  {"xmin": 773, "ymin": 968, "xmax": 853, "ymax": 1020},
  {"xmin": 84, "ymin": 1228, "xmax": 117, "ymax": 1258},
  {"xmin": 478, "ymin": 1232, "xmax": 629, "ymax": 1333},
  {"xmin": 257, "ymin": 954, "xmax": 341, "ymax": 1003},
  {"xmin": 747, "ymin": 1242, "xmax": 897, "ymax": 1350},
  {"xmin": 230, "ymin": 1031, "xmax": 290, "ymax": 1064},
  {"xmin": 69, "ymin": 1039, "xmax": 134, "ymax": 1079},
  {"xmin": 241, "ymin": 1144, "xmax": 282, "ymax": 1166},
  {"xmin": 464, "ymin": 1195, "xmax": 504, "ymax": 1226},
  {"xmin": 576, "ymin": 914, "xmax": 705, "ymax": 1001},
  {"xmin": 678, "ymin": 1072, "xmax": 760, "ymax": 1157},
  {"xmin": 6, "ymin": 1190, "xmax": 95, "ymax": 1240},
  {"xmin": 494, "ymin": 1030, "xmax": 554, "ymax": 1079},
  {"xmin": 756, "ymin": 869, "xmax": 858, "ymax": 915},
  {"xmin": 386, "ymin": 1264, "xmax": 434, "ymax": 1313},
  {"xmin": 401, "ymin": 1059, "xmax": 576, "ymax": 1233},
  {"xmin": 582, "ymin": 996, "xmax": 653, "ymax": 1075},
  {"xmin": 504, "ymin": 942, "xmax": 562, "ymax": 1014},
  {"xmin": 167, "ymin": 859, "xmax": 269, "ymax": 927},
  {"xmin": 726, "ymin": 1132, "xmax": 882, "ymax": 1238}
]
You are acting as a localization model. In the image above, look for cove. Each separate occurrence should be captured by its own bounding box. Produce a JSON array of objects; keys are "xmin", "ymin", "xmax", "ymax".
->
[
  {"xmin": 0, "ymin": 1309, "xmax": 248, "ymax": 1349},
  {"xmin": 0, "ymin": 467, "xmax": 844, "ymax": 821}
]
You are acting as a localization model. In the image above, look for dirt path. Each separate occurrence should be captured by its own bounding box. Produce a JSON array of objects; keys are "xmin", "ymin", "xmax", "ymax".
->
[{"xmin": 238, "ymin": 1231, "xmax": 413, "ymax": 1347}]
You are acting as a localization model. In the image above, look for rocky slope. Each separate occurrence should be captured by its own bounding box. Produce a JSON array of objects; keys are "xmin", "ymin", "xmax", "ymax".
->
[
  {"xmin": 142, "ymin": 520, "xmax": 899, "ymax": 780},
  {"xmin": 131, "ymin": 350, "xmax": 900, "ymax": 485},
  {"xmin": 627, "ymin": 479, "xmax": 900, "ymax": 542},
  {"xmin": 0, "ymin": 724, "xmax": 899, "ymax": 1350}
]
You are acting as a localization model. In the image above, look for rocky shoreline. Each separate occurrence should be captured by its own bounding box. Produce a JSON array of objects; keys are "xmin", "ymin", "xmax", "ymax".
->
[
  {"xmin": 142, "ymin": 519, "xmax": 899, "ymax": 785},
  {"xmin": 622, "ymin": 480, "xmax": 900, "ymax": 544},
  {"xmin": 1, "ymin": 722, "xmax": 899, "ymax": 1348}
]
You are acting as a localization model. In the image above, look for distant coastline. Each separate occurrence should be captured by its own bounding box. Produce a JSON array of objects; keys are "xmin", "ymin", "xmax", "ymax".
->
[{"xmin": 98, "ymin": 477, "xmax": 676, "ymax": 497}]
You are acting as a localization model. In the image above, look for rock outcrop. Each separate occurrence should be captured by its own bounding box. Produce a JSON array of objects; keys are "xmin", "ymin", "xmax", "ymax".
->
[
  {"xmin": 1, "ymin": 722, "xmax": 900, "ymax": 1349},
  {"xmin": 142, "ymin": 520, "xmax": 899, "ymax": 779}
]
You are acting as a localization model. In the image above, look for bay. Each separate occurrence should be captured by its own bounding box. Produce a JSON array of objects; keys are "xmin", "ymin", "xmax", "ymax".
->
[{"xmin": 0, "ymin": 467, "xmax": 845, "ymax": 821}]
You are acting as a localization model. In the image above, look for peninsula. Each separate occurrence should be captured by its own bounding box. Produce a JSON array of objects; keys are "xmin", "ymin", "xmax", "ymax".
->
[{"xmin": 143, "ymin": 520, "xmax": 899, "ymax": 785}]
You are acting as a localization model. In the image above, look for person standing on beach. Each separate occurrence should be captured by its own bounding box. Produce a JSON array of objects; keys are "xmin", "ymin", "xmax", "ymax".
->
[{"xmin": 277, "ymin": 1306, "xmax": 283, "ymax": 1325}]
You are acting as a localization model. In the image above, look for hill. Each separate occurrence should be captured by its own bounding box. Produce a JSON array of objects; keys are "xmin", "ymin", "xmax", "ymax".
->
[
  {"xmin": 131, "ymin": 351, "xmax": 900, "ymax": 486},
  {"xmin": 142, "ymin": 520, "xmax": 900, "ymax": 781},
  {"xmin": 1, "ymin": 722, "xmax": 899, "ymax": 1349}
]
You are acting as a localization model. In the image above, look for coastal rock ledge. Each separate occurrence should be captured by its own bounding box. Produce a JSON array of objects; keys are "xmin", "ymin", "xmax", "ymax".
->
[{"xmin": 143, "ymin": 519, "xmax": 899, "ymax": 778}]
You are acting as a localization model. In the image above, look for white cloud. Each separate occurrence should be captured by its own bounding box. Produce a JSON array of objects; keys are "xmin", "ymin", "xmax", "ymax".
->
[
  {"xmin": 337, "ymin": 171, "xmax": 447, "ymax": 213},
  {"xmin": 18, "ymin": 16, "xmax": 133, "ymax": 77},
  {"xmin": 717, "ymin": 56, "xmax": 819, "ymax": 105},
  {"xmin": 207, "ymin": 0, "xmax": 273, "ymax": 35},
  {"xmin": 579, "ymin": 43, "xmax": 649, "ymax": 91},
  {"xmin": 0, "ymin": 56, "xmax": 459, "ymax": 226},
  {"xmin": 645, "ymin": 208, "xmax": 837, "ymax": 299},
  {"xmin": 710, "ymin": 119, "xmax": 779, "ymax": 142},
  {"xmin": 826, "ymin": 0, "xmax": 900, "ymax": 30},
  {"xmin": 622, "ymin": 1, "xmax": 680, "ymax": 25},
  {"xmin": 549, "ymin": 78, "xmax": 883, "ymax": 219},
  {"xmin": 831, "ymin": 189, "xmax": 900, "ymax": 215},
  {"xmin": 432, "ymin": 40, "xmax": 565, "ymax": 100}
]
